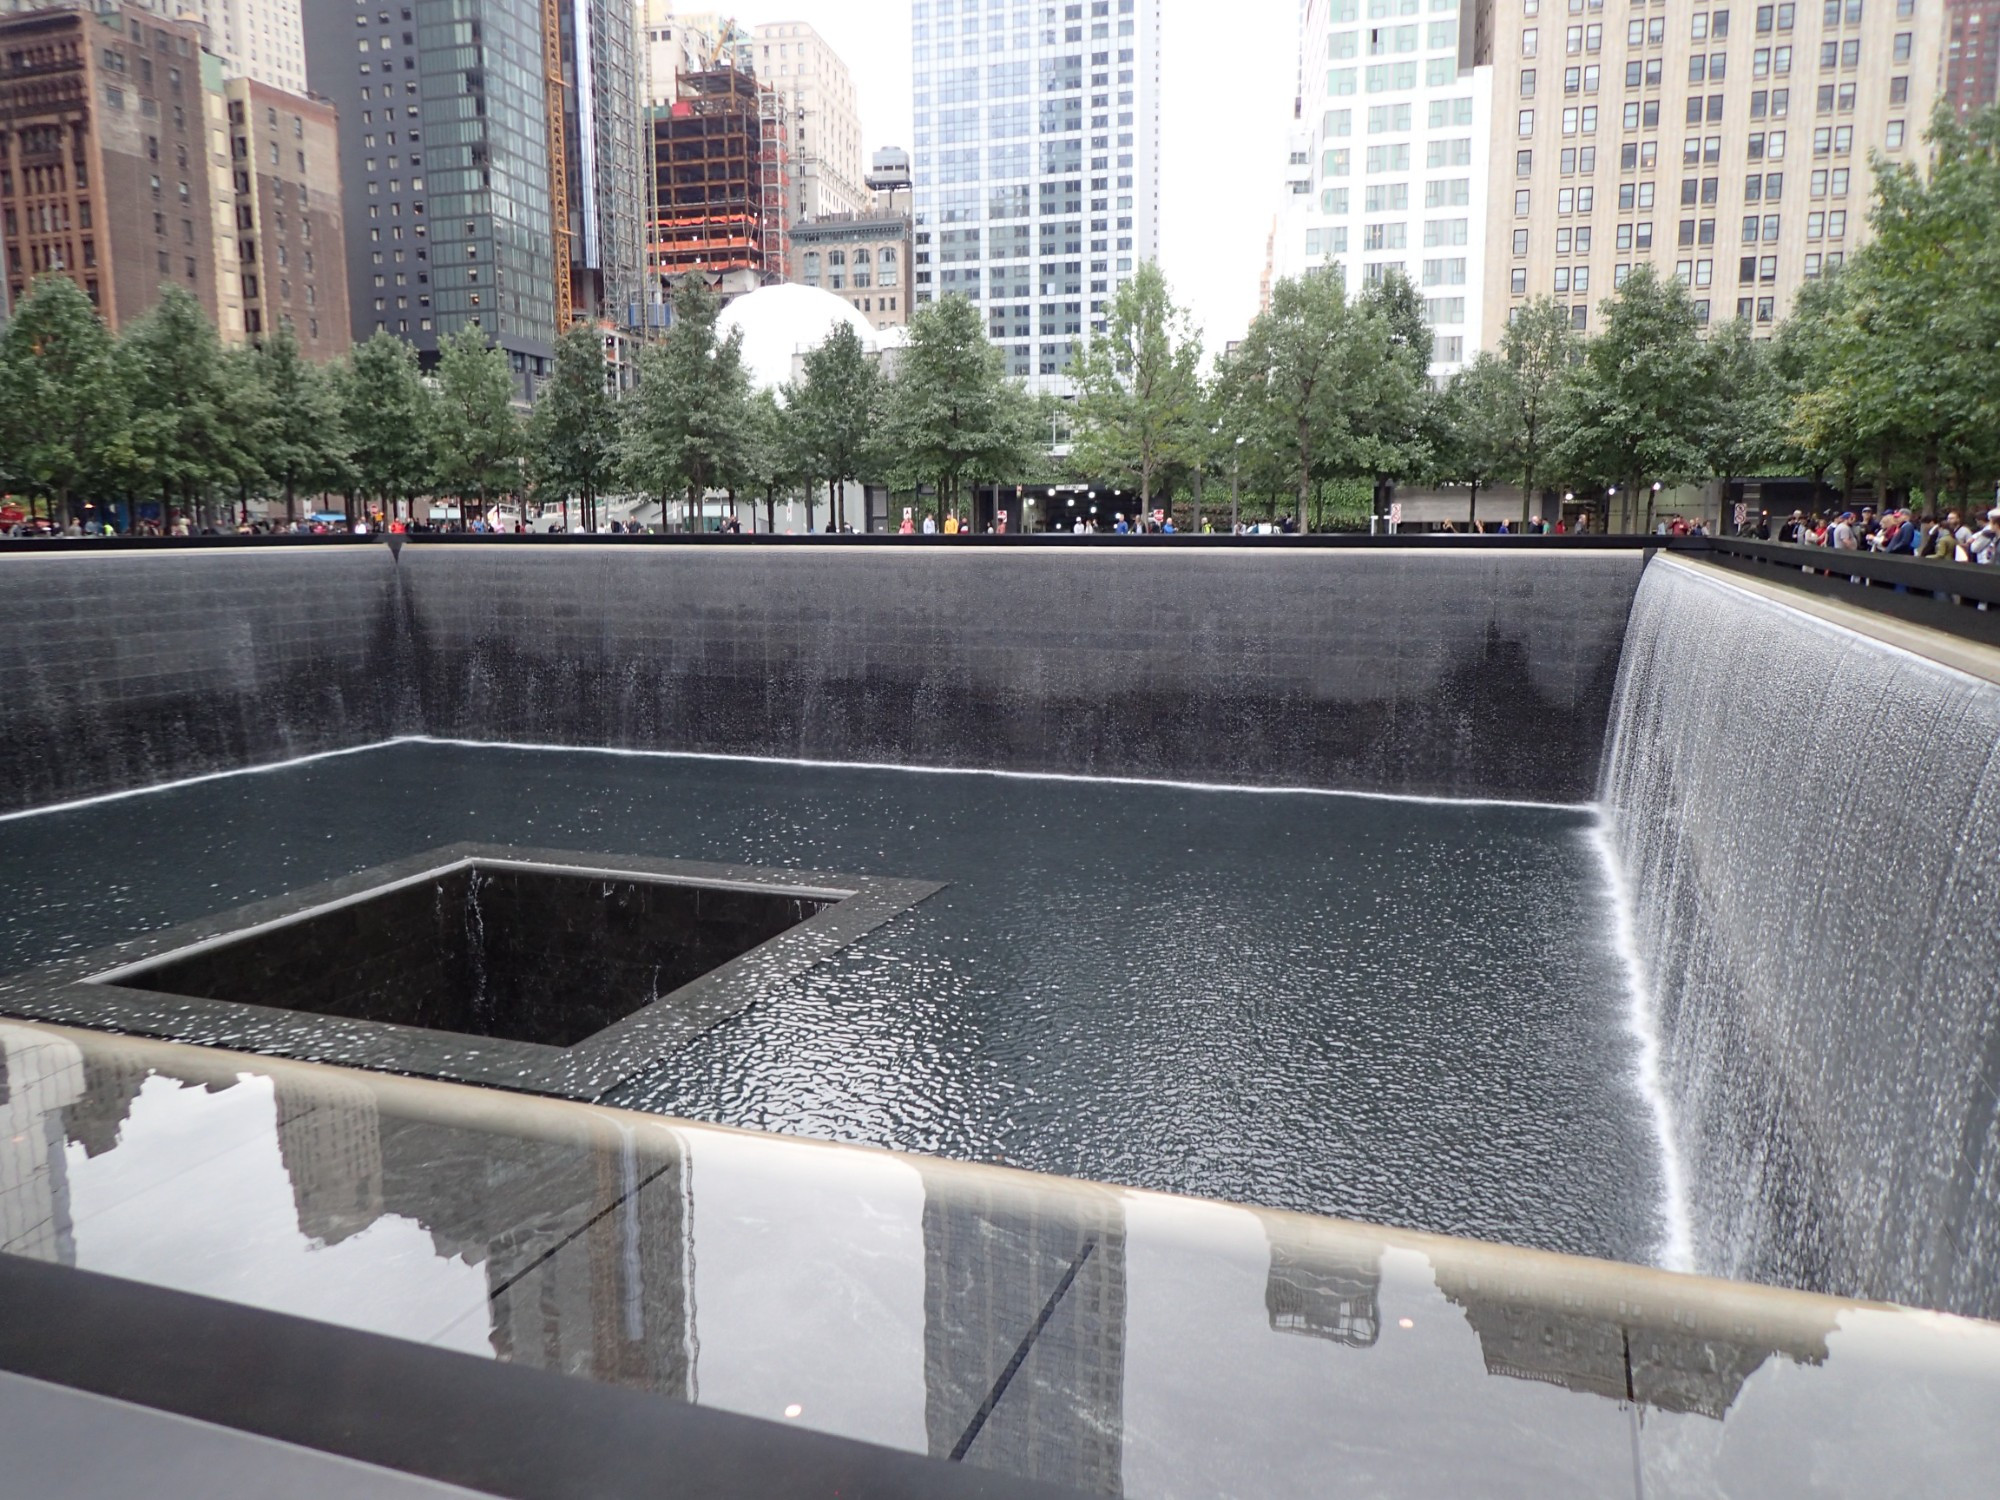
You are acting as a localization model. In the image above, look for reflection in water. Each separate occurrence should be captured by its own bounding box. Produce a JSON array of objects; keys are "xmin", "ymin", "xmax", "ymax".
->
[
  {"xmin": 5, "ymin": 1023, "xmax": 1996, "ymax": 1500},
  {"xmin": 0, "ymin": 1029, "xmax": 83, "ymax": 1266},
  {"xmin": 1263, "ymin": 1231, "xmax": 1381, "ymax": 1349},
  {"xmin": 920, "ymin": 1167, "xmax": 1128, "ymax": 1495},
  {"xmin": 1434, "ymin": 1265, "xmax": 1834, "ymax": 1420}
]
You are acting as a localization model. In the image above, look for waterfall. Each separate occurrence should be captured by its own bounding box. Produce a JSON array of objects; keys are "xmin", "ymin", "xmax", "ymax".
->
[{"xmin": 1599, "ymin": 556, "xmax": 2000, "ymax": 1320}]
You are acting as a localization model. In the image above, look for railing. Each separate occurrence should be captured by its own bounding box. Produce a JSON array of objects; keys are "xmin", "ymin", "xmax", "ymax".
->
[{"xmin": 1690, "ymin": 535, "xmax": 2000, "ymax": 646}]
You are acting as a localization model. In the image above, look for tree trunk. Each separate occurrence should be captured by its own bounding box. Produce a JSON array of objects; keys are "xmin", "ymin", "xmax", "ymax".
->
[{"xmin": 1468, "ymin": 477, "xmax": 1478, "ymax": 530}]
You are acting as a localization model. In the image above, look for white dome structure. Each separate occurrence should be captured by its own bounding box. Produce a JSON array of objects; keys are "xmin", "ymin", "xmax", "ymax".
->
[{"xmin": 717, "ymin": 283, "xmax": 880, "ymax": 393}]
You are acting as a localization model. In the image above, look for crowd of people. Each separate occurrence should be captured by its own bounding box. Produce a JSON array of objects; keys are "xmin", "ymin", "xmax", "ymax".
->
[
  {"xmin": 10, "ymin": 500, "xmax": 2000, "ymax": 555},
  {"xmin": 1772, "ymin": 506, "xmax": 2000, "ymax": 563}
]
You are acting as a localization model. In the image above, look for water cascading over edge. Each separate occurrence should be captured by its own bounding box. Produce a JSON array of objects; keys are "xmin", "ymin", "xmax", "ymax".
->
[{"xmin": 1597, "ymin": 556, "xmax": 2000, "ymax": 1321}]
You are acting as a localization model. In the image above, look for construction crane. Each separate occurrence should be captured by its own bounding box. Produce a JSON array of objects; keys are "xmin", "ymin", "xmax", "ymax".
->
[{"xmin": 544, "ymin": 0, "xmax": 574, "ymax": 331}]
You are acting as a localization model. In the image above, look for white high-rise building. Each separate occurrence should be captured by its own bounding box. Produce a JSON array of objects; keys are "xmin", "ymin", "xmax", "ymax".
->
[
  {"xmin": 1270, "ymin": 0, "xmax": 1494, "ymax": 376},
  {"xmin": 126, "ymin": 0, "xmax": 308, "ymax": 94},
  {"xmin": 909, "ymin": 0, "xmax": 1163, "ymax": 390},
  {"xmin": 752, "ymin": 21, "xmax": 868, "ymax": 219}
]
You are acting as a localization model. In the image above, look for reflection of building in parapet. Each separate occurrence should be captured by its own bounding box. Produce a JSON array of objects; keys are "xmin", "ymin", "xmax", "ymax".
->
[
  {"xmin": 364, "ymin": 1108, "xmax": 693, "ymax": 1401},
  {"xmin": 274, "ymin": 1074, "xmax": 384, "ymax": 1248},
  {"xmin": 920, "ymin": 1168, "xmax": 1127, "ymax": 1497},
  {"xmin": 60, "ymin": 1051, "xmax": 152, "ymax": 1160},
  {"xmin": 483, "ymin": 1131, "xmax": 692, "ymax": 1400},
  {"xmin": 273, "ymin": 1063, "xmax": 694, "ymax": 1400},
  {"xmin": 0, "ymin": 1026, "xmax": 85, "ymax": 1266},
  {"xmin": 1433, "ymin": 1265, "xmax": 1835, "ymax": 1421},
  {"xmin": 1263, "ymin": 1232, "xmax": 1382, "ymax": 1349}
]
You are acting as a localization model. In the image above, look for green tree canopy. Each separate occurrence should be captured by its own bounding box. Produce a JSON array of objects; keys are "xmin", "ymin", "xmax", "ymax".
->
[
  {"xmin": 784, "ymin": 320, "xmax": 879, "ymax": 531},
  {"xmin": 1068, "ymin": 261, "xmax": 1204, "ymax": 508},
  {"xmin": 1548, "ymin": 264, "xmax": 1712, "ymax": 529},
  {"xmin": 528, "ymin": 324, "xmax": 623, "ymax": 530},
  {"xmin": 625, "ymin": 275, "xmax": 752, "ymax": 529},
  {"xmin": 877, "ymin": 295, "xmax": 1037, "ymax": 524},
  {"xmin": 339, "ymin": 330, "xmax": 435, "ymax": 517},
  {"xmin": 0, "ymin": 276, "xmax": 129, "ymax": 522},
  {"xmin": 121, "ymin": 285, "xmax": 258, "ymax": 527},
  {"xmin": 1496, "ymin": 296, "xmax": 1576, "ymax": 522},
  {"xmin": 249, "ymin": 319, "xmax": 349, "ymax": 521},
  {"xmin": 1427, "ymin": 352, "xmax": 1517, "ymax": 527},
  {"xmin": 430, "ymin": 325, "xmax": 522, "ymax": 519}
]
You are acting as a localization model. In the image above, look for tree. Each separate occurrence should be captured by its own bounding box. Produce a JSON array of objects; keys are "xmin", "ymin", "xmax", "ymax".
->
[
  {"xmin": 1826, "ymin": 103, "xmax": 2000, "ymax": 506},
  {"xmin": 738, "ymin": 386, "xmax": 811, "ymax": 532},
  {"xmin": 1429, "ymin": 353, "xmax": 1517, "ymax": 528},
  {"xmin": 1352, "ymin": 271, "xmax": 1436, "ymax": 516},
  {"xmin": 249, "ymin": 319, "xmax": 348, "ymax": 523},
  {"xmin": 430, "ymin": 326, "xmax": 522, "ymax": 525},
  {"xmin": 339, "ymin": 330, "xmax": 434, "ymax": 521},
  {"xmin": 1228, "ymin": 268, "xmax": 1349, "ymax": 523},
  {"xmin": 1779, "ymin": 268, "xmax": 1868, "ymax": 505},
  {"xmin": 785, "ymin": 320, "xmax": 879, "ymax": 531},
  {"xmin": 1548, "ymin": 265, "xmax": 1712, "ymax": 531},
  {"xmin": 121, "ymin": 285, "xmax": 255, "ymax": 529},
  {"xmin": 1702, "ymin": 317, "xmax": 1787, "ymax": 528},
  {"xmin": 877, "ymin": 295, "xmax": 1036, "ymax": 526},
  {"xmin": 528, "ymin": 324, "xmax": 623, "ymax": 533},
  {"xmin": 1068, "ymin": 260, "xmax": 1204, "ymax": 510},
  {"xmin": 1496, "ymin": 296, "xmax": 1576, "ymax": 524},
  {"xmin": 0, "ymin": 276, "xmax": 128, "ymax": 525},
  {"xmin": 625, "ymin": 275, "xmax": 752, "ymax": 530}
]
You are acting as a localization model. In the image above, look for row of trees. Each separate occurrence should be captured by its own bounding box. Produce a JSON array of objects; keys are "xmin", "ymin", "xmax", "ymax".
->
[{"xmin": 0, "ymin": 270, "xmax": 1059, "ymax": 531}]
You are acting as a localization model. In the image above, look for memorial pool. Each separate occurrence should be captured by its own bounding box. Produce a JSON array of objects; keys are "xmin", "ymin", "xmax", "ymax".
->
[{"xmin": 0, "ymin": 739, "xmax": 1671, "ymax": 1268}]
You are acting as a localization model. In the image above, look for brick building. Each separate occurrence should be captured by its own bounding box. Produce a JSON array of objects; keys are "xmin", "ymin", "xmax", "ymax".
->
[
  {"xmin": 220, "ymin": 74, "xmax": 348, "ymax": 357},
  {"xmin": 0, "ymin": 3, "xmax": 220, "ymax": 328}
]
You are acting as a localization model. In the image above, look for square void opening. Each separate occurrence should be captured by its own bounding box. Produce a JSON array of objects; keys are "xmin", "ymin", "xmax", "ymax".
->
[{"xmin": 103, "ymin": 863, "xmax": 831, "ymax": 1048}]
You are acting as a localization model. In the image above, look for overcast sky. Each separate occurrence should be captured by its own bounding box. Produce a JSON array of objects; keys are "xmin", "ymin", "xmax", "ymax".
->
[{"xmin": 718, "ymin": 0, "xmax": 1299, "ymax": 358}]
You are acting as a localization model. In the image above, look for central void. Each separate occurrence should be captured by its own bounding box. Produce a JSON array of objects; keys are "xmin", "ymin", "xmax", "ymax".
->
[{"xmin": 0, "ymin": 741, "xmax": 1665, "ymax": 1266}]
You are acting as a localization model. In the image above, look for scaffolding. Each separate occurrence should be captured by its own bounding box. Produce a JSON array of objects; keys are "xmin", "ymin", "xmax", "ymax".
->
[{"xmin": 648, "ymin": 66, "xmax": 787, "ymax": 280}]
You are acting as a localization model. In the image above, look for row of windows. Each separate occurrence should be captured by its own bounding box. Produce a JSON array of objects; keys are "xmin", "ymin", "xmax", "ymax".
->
[{"xmin": 1327, "ymin": 57, "xmax": 1462, "ymax": 94}]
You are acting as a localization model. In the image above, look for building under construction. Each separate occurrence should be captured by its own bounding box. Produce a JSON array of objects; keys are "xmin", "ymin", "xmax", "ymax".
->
[{"xmin": 648, "ymin": 66, "xmax": 790, "ymax": 283}]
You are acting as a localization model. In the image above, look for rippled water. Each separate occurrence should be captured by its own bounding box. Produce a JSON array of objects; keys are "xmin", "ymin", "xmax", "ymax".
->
[{"xmin": 0, "ymin": 742, "xmax": 1664, "ymax": 1265}]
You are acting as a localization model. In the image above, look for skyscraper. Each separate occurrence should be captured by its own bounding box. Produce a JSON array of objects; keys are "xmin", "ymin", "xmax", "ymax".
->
[
  {"xmin": 751, "ymin": 20, "xmax": 867, "ymax": 219},
  {"xmin": 561, "ymin": 0, "xmax": 644, "ymax": 338},
  {"xmin": 1268, "ymin": 0, "xmax": 1496, "ymax": 378},
  {"xmin": 1943, "ymin": 0, "xmax": 1998, "ymax": 114},
  {"xmin": 0, "ymin": 3, "xmax": 225, "ymax": 329},
  {"xmin": 1486, "ymin": 0, "xmax": 1943, "ymax": 346},
  {"xmin": 909, "ymin": 0, "xmax": 1163, "ymax": 389},
  {"xmin": 132, "ymin": 0, "xmax": 307, "ymax": 94},
  {"xmin": 302, "ymin": 0, "xmax": 641, "ymax": 397}
]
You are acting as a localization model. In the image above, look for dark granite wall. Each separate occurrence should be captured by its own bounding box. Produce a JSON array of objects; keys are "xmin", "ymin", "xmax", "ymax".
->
[
  {"xmin": 0, "ymin": 544, "xmax": 1647, "ymax": 811},
  {"xmin": 0, "ymin": 549, "xmax": 411, "ymax": 812},
  {"xmin": 401, "ymin": 545, "xmax": 1646, "ymax": 802}
]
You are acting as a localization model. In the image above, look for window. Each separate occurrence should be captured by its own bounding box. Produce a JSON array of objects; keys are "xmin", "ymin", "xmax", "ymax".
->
[
  {"xmin": 1520, "ymin": 109, "xmax": 1536, "ymax": 136},
  {"xmin": 1892, "ymin": 31, "xmax": 1911, "ymax": 62},
  {"xmin": 1511, "ymin": 266, "xmax": 1529, "ymax": 294},
  {"xmin": 1517, "ymin": 148, "xmax": 1535, "ymax": 175},
  {"xmin": 1515, "ymin": 188, "xmax": 1532, "ymax": 215},
  {"xmin": 1886, "ymin": 120, "xmax": 1905, "ymax": 150},
  {"xmin": 1890, "ymin": 75, "xmax": 1909, "ymax": 105},
  {"xmin": 1513, "ymin": 227, "xmax": 1531, "ymax": 254}
]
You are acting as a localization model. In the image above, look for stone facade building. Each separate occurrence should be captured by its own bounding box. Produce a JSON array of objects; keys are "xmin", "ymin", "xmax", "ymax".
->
[{"xmin": 0, "ymin": 3, "xmax": 220, "ymax": 329}]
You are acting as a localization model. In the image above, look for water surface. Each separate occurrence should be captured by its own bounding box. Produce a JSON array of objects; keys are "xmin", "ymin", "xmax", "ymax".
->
[{"xmin": 0, "ymin": 742, "xmax": 1664, "ymax": 1264}]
